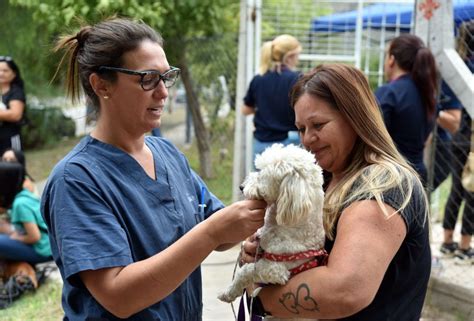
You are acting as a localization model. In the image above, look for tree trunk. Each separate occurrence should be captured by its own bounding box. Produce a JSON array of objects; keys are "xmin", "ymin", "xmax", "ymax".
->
[{"xmin": 177, "ymin": 51, "xmax": 213, "ymax": 178}]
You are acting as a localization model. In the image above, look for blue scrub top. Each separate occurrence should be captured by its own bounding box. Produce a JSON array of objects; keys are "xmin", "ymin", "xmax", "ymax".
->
[
  {"xmin": 41, "ymin": 135, "xmax": 224, "ymax": 321},
  {"xmin": 437, "ymin": 80, "xmax": 462, "ymax": 141},
  {"xmin": 244, "ymin": 66, "xmax": 300, "ymax": 142},
  {"xmin": 375, "ymin": 74, "xmax": 434, "ymax": 181}
]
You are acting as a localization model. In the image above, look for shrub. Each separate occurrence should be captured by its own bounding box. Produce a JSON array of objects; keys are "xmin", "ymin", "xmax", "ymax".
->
[{"xmin": 21, "ymin": 106, "xmax": 76, "ymax": 150}]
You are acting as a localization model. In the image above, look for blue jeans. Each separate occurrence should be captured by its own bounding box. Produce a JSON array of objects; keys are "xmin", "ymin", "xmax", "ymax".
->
[
  {"xmin": 253, "ymin": 131, "xmax": 301, "ymax": 167},
  {"xmin": 0, "ymin": 234, "xmax": 51, "ymax": 264}
]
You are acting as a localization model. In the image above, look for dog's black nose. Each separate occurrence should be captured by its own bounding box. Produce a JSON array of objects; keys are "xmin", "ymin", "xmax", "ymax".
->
[{"xmin": 239, "ymin": 184, "xmax": 244, "ymax": 192}]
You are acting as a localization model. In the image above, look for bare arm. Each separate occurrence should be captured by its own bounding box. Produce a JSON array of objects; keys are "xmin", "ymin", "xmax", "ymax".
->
[
  {"xmin": 437, "ymin": 109, "xmax": 461, "ymax": 134},
  {"xmin": 80, "ymin": 200, "xmax": 266, "ymax": 318},
  {"xmin": 242, "ymin": 104, "xmax": 255, "ymax": 116},
  {"xmin": 10, "ymin": 222, "xmax": 41, "ymax": 244},
  {"xmin": 0, "ymin": 100, "xmax": 24, "ymax": 122},
  {"xmin": 257, "ymin": 200, "xmax": 406, "ymax": 319}
]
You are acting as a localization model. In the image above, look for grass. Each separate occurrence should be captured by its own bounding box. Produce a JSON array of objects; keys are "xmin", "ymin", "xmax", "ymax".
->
[{"xmin": 2, "ymin": 280, "xmax": 63, "ymax": 321}]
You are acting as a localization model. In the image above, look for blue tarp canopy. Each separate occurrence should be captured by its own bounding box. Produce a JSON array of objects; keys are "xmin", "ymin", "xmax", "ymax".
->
[{"xmin": 311, "ymin": 0, "xmax": 474, "ymax": 33}]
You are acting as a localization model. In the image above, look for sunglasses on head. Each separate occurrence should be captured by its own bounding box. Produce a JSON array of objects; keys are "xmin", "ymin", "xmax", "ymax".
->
[{"xmin": 0, "ymin": 56, "xmax": 13, "ymax": 62}]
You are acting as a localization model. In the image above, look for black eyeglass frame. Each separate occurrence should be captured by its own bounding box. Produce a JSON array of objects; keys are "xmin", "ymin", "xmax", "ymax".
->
[{"xmin": 98, "ymin": 66, "xmax": 180, "ymax": 91}]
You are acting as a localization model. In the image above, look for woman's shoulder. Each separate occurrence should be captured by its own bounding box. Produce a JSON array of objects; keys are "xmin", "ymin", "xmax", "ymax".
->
[
  {"xmin": 47, "ymin": 136, "xmax": 99, "ymax": 183},
  {"xmin": 4, "ymin": 84, "xmax": 26, "ymax": 101}
]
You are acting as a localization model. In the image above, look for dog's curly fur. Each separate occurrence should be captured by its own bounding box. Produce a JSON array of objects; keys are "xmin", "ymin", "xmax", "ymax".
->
[{"xmin": 218, "ymin": 144, "xmax": 325, "ymax": 317}]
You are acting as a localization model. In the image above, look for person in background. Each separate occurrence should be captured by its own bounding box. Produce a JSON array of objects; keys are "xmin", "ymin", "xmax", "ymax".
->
[
  {"xmin": 439, "ymin": 20, "xmax": 474, "ymax": 263},
  {"xmin": 242, "ymin": 34, "xmax": 302, "ymax": 162},
  {"xmin": 375, "ymin": 34, "xmax": 438, "ymax": 185},
  {"xmin": 241, "ymin": 64, "xmax": 431, "ymax": 320},
  {"xmin": 2, "ymin": 148, "xmax": 35, "ymax": 194},
  {"xmin": 0, "ymin": 156, "xmax": 51, "ymax": 278},
  {"xmin": 428, "ymin": 81, "xmax": 462, "ymax": 190},
  {"xmin": 42, "ymin": 18, "xmax": 266, "ymax": 320},
  {"xmin": 0, "ymin": 56, "xmax": 26, "ymax": 155}
]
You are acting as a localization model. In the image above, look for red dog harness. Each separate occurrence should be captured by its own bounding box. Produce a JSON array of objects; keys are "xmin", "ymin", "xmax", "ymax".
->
[{"xmin": 263, "ymin": 249, "xmax": 328, "ymax": 277}]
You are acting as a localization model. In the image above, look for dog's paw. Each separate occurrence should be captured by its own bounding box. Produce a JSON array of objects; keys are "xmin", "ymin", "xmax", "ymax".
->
[{"xmin": 217, "ymin": 290, "xmax": 239, "ymax": 303}]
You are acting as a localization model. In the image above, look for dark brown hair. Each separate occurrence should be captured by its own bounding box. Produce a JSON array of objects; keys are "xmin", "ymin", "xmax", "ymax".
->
[
  {"xmin": 54, "ymin": 18, "xmax": 163, "ymax": 113},
  {"xmin": 388, "ymin": 34, "xmax": 438, "ymax": 119}
]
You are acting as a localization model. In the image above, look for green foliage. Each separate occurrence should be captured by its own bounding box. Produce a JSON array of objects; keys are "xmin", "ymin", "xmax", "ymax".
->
[
  {"xmin": 0, "ymin": 2, "xmax": 62, "ymax": 97},
  {"xmin": 261, "ymin": 0, "xmax": 332, "ymax": 43},
  {"xmin": 21, "ymin": 106, "xmax": 76, "ymax": 150}
]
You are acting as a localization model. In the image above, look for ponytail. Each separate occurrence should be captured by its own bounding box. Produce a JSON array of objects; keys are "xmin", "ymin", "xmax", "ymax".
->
[
  {"xmin": 411, "ymin": 47, "xmax": 438, "ymax": 119},
  {"xmin": 389, "ymin": 34, "xmax": 438, "ymax": 120},
  {"xmin": 51, "ymin": 18, "xmax": 162, "ymax": 112},
  {"xmin": 53, "ymin": 26, "xmax": 92, "ymax": 104},
  {"xmin": 259, "ymin": 41, "xmax": 273, "ymax": 75},
  {"xmin": 258, "ymin": 34, "xmax": 301, "ymax": 75}
]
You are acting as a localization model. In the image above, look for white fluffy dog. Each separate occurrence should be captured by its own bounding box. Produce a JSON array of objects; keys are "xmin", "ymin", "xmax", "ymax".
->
[{"xmin": 218, "ymin": 144, "xmax": 326, "ymax": 319}]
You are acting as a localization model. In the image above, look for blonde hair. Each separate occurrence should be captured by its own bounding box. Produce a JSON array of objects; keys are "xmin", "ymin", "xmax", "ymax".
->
[
  {"xmin": 259, "ymin": 34, "xmax": 302, "ymax": 75},
  {"xmin": 291, "ymin": 64, "xmax": 429, "ymax": 239}
]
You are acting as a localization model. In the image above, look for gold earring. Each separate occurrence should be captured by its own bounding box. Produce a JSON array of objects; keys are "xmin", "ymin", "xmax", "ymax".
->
[{"xmin": 103, "ymin": 95, "xmax": 109, "ymax": 99}]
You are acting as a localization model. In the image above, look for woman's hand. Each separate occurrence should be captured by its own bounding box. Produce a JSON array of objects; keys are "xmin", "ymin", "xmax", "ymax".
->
[
  {"xmin": 204, "ymin": 200, "xmax": 266, "ymax": 247},
  {"xmin": 240, "ymin": 233, "xmax": 261, "ymax": 266}
]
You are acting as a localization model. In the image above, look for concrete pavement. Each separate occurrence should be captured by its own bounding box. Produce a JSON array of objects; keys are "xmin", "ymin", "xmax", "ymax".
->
[{"xmin": 202, "ymin": 247, "xmax": 240, "ymax": 321}]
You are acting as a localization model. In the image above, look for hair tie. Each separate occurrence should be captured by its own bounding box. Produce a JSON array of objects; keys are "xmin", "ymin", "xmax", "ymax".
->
[{"xmin": 75, "ymin": 26, "xmax": 92, "ymax": 47}]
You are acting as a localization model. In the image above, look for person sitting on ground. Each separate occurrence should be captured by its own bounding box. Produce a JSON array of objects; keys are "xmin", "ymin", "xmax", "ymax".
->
[
  {"xmin": 2, "ymin": 148, "xmax": 36, "ymax": 194},
  {"xmin": 0, "ymin": 160, "xmax": 52, "ymax": 290}
]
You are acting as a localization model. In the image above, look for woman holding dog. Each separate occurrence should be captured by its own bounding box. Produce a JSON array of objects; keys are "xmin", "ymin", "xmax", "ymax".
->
[
  {"xmin": 242, "ymin": 64, "xmax": 430, "ymax": 320},
  {"xmin": 41, "ymin": 18, "xmax": 266, "ymax": 320}
]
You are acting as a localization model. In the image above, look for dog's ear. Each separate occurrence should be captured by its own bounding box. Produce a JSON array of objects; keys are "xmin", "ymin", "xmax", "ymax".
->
[{"xmin": 275, "ymin": 172, "xmax": 314, "ymax": 226}]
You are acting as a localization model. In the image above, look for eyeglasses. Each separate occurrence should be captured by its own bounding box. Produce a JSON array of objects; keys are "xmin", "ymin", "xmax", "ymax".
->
[
  {"xmin": 0, "ymin": 56, "xmax": 13, "ymax": 62},
  {"xmin": 98, "ymin": 66, "xmax": 180, "ymax": 91}
]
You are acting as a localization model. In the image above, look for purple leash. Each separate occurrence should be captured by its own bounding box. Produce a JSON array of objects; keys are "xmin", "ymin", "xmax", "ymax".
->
[{"xmin": 237, "ymin": 294, "xmax": 263, "ymax": 321}]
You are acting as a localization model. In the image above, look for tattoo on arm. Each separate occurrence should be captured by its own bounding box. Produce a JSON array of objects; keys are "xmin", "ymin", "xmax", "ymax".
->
[{"xmin": 278, "ymin": 283, "xmax": 320, "ymax": 314}]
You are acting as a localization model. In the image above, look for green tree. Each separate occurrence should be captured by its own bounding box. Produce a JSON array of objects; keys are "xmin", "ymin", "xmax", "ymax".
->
[
  {"xmin": 10, "ymin": 0, "xmax": 240, "ymax": 178},
  {"xmin": 0, "ymin": 1, "xmax": 62, "ymax": 97}
]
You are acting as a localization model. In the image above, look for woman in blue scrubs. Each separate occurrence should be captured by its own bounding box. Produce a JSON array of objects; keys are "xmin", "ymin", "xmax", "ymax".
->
[
  {"xmin": 375, "ymin": 34, "xmax": 439, "ymax": 185},
  {"xmin": 41, "ymin": 18, "xmax": 266, "ymax": 320}
]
